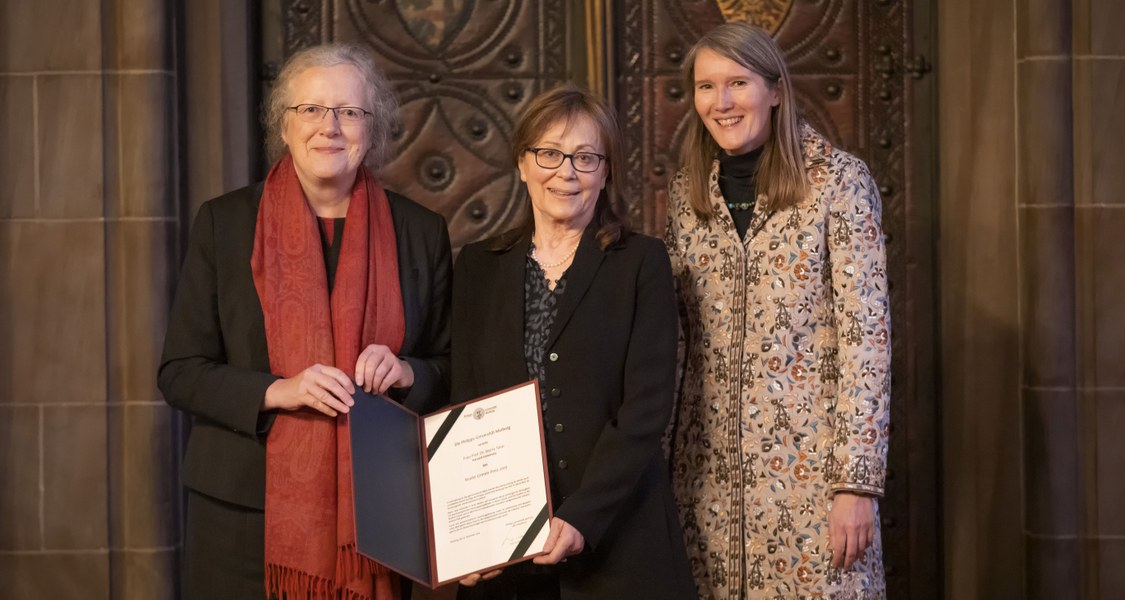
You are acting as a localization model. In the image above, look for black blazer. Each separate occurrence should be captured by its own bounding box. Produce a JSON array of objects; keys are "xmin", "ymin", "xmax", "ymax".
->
[
  {"xmin": 158, "ymin": 184, "xmax": 451, "ymax": 509},
  {"xmin": 452, "ymin": 228, "xmax": 695, "ymax": 600}
]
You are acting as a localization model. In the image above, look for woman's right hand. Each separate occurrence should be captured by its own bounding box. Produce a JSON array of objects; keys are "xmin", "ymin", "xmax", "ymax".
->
[{"xmin": 262, "ymin": 364, "xmax": 356, "ymax": 417}]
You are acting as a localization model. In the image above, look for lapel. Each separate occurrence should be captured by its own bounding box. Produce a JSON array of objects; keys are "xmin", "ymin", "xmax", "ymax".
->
[
  {"xmin": 546, "ymin": 226, "xmax": 605, "ymax": 350},
  {"xmin": 745, "ymin": 193, "xmax": 775, "ymax": 243},
  {"xmin": 707, "ymin": 159, "xmax": 741, "ymax": 249},
  {"xmin": 491, "ymin": 233, "xmax": 535, "ymax": 383}
]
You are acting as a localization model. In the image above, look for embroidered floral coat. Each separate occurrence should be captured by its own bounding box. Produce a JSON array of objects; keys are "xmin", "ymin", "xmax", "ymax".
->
[{"xmin": 665, "ymin": 126, "xmax": 890, "ymax": 600}]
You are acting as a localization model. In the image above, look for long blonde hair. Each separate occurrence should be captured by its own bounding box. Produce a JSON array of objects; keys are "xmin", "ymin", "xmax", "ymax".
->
[{"xmin": 680, "ymin": 23, "xmax": 807, "ymax": 217}]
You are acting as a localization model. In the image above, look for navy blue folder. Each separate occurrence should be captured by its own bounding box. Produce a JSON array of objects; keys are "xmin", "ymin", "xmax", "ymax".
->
[{"xmin": 348, "ymin": 390, "xmax": 432, "ymax": 584}]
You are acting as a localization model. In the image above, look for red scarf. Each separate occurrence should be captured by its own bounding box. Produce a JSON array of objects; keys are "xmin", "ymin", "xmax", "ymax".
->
[{"xmin": 252, "ymin": 155, "xmax": 404, "ymax": 600}]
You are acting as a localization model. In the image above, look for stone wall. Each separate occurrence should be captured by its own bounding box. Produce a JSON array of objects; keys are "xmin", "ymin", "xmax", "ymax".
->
[
  {"xmin": 0, "ymin": 0, "xmax": 179, "ymax": 597},
  {"xmin": 939, "ymin": 0, "xmax": 1125, "ymax": 597},
  {"xmin": 2, "ymin": 0, "xmax": 1124, "ymax": 597}
]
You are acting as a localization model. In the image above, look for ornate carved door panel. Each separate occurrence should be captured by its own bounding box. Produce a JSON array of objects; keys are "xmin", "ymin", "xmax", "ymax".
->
[
  {"xmin": 263, "ymin": 2, "xmax": 938, "ymax": 598},
  {"xmin": 263, "ymin": 0, "xmax": 580, "ymax": 252},
  {"xmin": 612, "ymin": 1, "xmax": 938, "ymax": 598}
]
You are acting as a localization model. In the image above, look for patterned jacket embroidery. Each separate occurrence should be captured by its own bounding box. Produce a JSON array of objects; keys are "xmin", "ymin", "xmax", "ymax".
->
[{"xmin": 666, "ymin": 125, "xmax": 891, "ymax": 600}]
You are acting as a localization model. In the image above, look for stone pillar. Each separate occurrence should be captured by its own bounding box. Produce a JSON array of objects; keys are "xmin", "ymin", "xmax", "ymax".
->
[
  {"xmin": 101, "ymin": 0, "xmax": 181, "ymax": 597},
  {"xmin": 1019, "ymin": 0, "xmax": 1125, "ymax": 596},
  {"xmin": 938, "ymin": 0, "xmax": 1024, "ymax": 597},
  {"xmin": 182, "ymin": 0, "xmax": 255, "ymax": 216},
  {"xmin": 941, "ymin": 0, "xmax": 1125, "ymax": 597},
  {"xmin": 1017, "ymin": 0, "xmax": 1082, "ymax": 598},
  {"xmin": 0, "ymin": 0, "xmax": 179, "ymax": 597},
  {"xmin": 1072, "ymin": 0, "xmax": 1125, "ymax": 595}
]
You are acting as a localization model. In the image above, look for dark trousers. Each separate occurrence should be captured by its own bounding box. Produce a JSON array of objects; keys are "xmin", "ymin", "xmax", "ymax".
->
[{"xmin": 183, "ymin": 489, "xmax": 267, "ymax": 600}]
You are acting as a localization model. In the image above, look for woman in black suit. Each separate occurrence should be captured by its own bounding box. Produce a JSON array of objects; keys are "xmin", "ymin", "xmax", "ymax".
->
[
  {"xmin": 452, "ymin": 85, "xmax": 695, "ymax": 600},
  {"xmin": 158, "ymin": 42, "xmax": 450, "ymax": 600}
]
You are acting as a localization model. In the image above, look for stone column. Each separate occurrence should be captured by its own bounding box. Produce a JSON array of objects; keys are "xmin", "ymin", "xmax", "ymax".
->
[
  {"xmin": 1017, "ymin": 0, "xmax": 1081, "ymax": 598},
  {"xmin": 182, "ymin": 0, "xmax": 255, "ymax": 216},
  {"xmin": 941, "ymin": 0, "xmax": 1125, "ymax": 597},
  {"xmin": 0, "ymin": 0, "xmax": 179, "ymax": 597},
  {"xmin": 102, "ymin": 0, "xmax": 181, "ymax": 597},
  {"xmin": 1019, "ymin": 0, "xmax": 1125, "ymax": 596},
  {"xmin": 938, "ymin": 0, "xmax": 1024, "ymax": 596},
  {"xmin": 1072, "ymin": 0, "xmax": 1125, "ymax": 595}
]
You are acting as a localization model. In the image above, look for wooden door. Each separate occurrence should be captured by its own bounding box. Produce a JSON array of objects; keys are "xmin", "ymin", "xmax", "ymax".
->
[
  {"xmin": 262, "ymin": 0, "xmax": 592, "ymax": 252},
  {"xmin": 262, "ymin": 2, "xmax": 938, "ymax": 597}
]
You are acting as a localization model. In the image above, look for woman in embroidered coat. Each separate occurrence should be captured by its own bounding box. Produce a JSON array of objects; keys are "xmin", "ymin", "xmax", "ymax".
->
[{"xmin": 665, "ymin": 24, "xmax": 891, "ymax": 599}]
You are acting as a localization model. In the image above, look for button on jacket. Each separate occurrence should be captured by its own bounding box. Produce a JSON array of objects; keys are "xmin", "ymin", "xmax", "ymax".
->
[{"xmin": 451, "ymin": 227, "xmax": 696, "ymax": 600}]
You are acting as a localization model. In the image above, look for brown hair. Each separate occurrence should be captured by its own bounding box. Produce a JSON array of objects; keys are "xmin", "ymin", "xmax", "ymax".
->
[
  {"xmin": 680, "ymin": 23, "xmax": 807, "ymax": 217},
  {"xmin": 494, "ymin": 84, "xmax": 628, "ymax": 251},
  {"xmin": 264, "ymin": 42, "xmax": 398, "ymax": 172}
]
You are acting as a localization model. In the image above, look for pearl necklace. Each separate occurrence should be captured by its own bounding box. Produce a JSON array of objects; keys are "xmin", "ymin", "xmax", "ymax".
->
[{"xmin": 532, "ymin": 241, "xmax": 579, "ymax": 269}]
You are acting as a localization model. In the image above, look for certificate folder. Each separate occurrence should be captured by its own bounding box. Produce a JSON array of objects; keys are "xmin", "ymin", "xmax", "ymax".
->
[{"xmin": 349, "ymin": 380, "xmax": 552, "ymax": 588}]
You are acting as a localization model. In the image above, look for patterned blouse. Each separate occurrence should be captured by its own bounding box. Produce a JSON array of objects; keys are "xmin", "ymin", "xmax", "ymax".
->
[{"xmin": 523, "ymin": 249, "xmax": 568, "ymax": 409}]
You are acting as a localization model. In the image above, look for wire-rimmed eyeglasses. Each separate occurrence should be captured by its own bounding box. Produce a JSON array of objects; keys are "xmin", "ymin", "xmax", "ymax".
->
[
  {"xmin": 287, "ymin": 104, "xmax": 373, "ymax": 124},
  {"xmin": 525, "ymin": 147, "xmax": 607, "ymax": 173}
]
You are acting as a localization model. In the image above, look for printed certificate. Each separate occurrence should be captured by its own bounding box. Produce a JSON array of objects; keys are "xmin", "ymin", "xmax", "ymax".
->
[{"xmin": 349, "ymin": 381, "xmax": 551, "ymax": 588}]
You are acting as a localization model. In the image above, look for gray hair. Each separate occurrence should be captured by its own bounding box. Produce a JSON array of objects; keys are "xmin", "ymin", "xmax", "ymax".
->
[{"xmin": 264, "ymin": 42, "xmax": 398, "ymax": 172}]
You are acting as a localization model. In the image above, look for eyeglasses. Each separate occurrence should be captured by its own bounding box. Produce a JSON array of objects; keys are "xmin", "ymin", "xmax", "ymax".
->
[
  {"xmin": 525, "ymin": 147, "xmax": 607, "ymax": 173},
  {"xmin": 287, "ymin": 103, "xmax": 372, "ymax": 124}
]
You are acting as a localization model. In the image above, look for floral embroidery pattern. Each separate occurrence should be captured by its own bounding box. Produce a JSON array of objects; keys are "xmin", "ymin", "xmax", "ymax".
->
[{"xmin": 667, "ymin": 126, "xmax": 891, "ymax": 600}]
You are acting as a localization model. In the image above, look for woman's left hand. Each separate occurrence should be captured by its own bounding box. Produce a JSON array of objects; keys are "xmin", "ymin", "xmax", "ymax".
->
[
  {"xmin": 354, "ymin": 344, "xmax": 414, "ymax": 393},
  {"xmin": 532, "ymin": 517, "xmax": 585, "ymax": 565},
  {"xmin": 828, "ymin": 492, "xmax": 876, "ymax": 570}
]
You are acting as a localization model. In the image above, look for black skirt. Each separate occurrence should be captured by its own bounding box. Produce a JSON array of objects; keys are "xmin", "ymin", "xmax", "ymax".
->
[{"xmin": 183, "ymin": 489, "xmax": 267, "ymax": 600}]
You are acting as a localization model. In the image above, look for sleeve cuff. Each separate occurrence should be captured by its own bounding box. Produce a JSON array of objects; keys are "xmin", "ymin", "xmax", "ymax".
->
[
  {"xmin": 829, "ymin": 481, "xmax": 885, "ymax": 497},
  {"xmin": 228, "ymin": 370, "xmax": 280, "ymax": 435},
  {"xmin": 396, "ymin": 356, "xmax": 446, "ymax": 415}
]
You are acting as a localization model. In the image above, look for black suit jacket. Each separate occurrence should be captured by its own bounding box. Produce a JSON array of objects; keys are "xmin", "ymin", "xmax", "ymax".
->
[
  {"xmin": 452, "ymin": 228, "xmax": 695, "ymax": 600},
  {"xmin": 158, "ymin": 184, "xmax": 451, "ymax": 509}
]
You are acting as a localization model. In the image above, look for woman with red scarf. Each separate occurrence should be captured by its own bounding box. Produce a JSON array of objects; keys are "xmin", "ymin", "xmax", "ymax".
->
[{"xmin": 159, "ymin": 43, "xmax": 451, "ymax": 600}]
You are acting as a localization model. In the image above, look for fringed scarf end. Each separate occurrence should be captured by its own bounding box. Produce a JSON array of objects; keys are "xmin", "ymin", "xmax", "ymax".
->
[
  {"xmin": 336, "ymin": 543, "xmax": 367, "ymax": 582},
  {"xmin": 266, "ymin": 562, "xmax": 345, "ymax": 600},
  {"xmin": 334, "ymin": 544, "xmax": 398, "ymax": 599}
]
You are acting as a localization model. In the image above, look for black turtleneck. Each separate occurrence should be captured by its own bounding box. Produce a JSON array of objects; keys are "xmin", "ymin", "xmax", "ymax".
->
[
  {"xmin": 317, "ymin": 217, "xmax": 346, "ymax": 291},
  {"xmin": 717, "ymin": 146, "xmax": 763, "ymax": 240}
]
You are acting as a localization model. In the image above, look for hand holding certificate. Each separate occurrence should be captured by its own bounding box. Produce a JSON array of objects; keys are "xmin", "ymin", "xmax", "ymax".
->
[{"xmin": 348, "ymin": 381, "xmax": 552, "ymax": 588}]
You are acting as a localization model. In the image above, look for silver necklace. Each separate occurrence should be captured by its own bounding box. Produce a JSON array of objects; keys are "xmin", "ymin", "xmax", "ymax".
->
[{"xmin": 532, "ymin": 241, "xmax": 579, "ymax": 269}]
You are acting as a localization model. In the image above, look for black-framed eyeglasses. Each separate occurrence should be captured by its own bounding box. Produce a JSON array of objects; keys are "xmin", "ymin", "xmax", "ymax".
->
[
  {"xmin": 525, "ymin": 147, "xmax": 607, "ymax": 173},
  {"xmin": 287, "ymin": 103, "xmax": 373, "ymax": 124}
]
